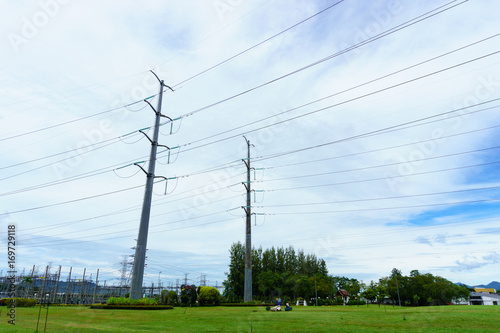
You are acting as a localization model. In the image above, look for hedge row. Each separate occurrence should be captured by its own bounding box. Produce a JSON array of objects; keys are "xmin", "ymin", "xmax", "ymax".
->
[
  {"xmin": 90, "ymin": 304, "xmax": 173, "ymax": 310},
  {"xmin": 0, "ymin": 298, "xmax": 37, "ymax": 307}
]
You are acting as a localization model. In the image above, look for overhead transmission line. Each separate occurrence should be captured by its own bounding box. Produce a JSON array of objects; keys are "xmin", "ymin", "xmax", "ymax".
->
[
  {"xmin": 167, "ymin": 0, "xmax": 467, "ymax": 122},
  {"xmin": 26, "ymin": 193, "xmax": 244, "ymax": 238},
  {"xmin": 0, "ymin": 181, "xmax": 151, "ymax": 216},
  {"xmin": 265, "ymin": 198, "xmax": 500, "ymax": 215},
  {"xmin": 25, "ymin": 202, "xmax": 241, "ymax": 242},
  {"xmin": 23, "ymin": 195, "xmax": 499, "ymax": 247},
  {"xmin": 263, "ymin": 125, "xmax": 500, "ymax": 170},
  {"xmin": 4, "ymin": 106, "xmax": 498, "ymax": 214},
  {"xmin": 0, "ymin": 0, "xmax": 342, "ymax": 144},
  {"xmin": 0, "ymin": 0, "xmax": 466, "ymax": 146},
  {"xmin": 260, "ymin": 185, "xmax": 500, "ymax": 208},
  {"xmin": 252, "ymin": 98, "xmax": 500, "ymax": 163},
  {"xmin": 6, "ymin": 31, "xmax": 496, "ymax": 185},
  {"xmin": 0, "ymin": 95, "xmax": 158, "ymax": 143},
  {"xmin": 29, "ymin": 183, "xmax": 500, "ymax": 242},
  {"xmin": 270, "ymin": 216, "xmax": 500, "ymax": 244},
  {"xmin": 258, "ymin": 159, "xmax": 500, "ymax": 185},
  {"xmin": 168, "ymin": 52, "xmax": 500, "ymax": 157},
  {"xmin": 170, "ymin": 0, "xmax": 345, "ymax": 88},
  {"xmin": 261, "ymin": 140, "xmax": 500, "ymax": 177},
  {"xmin": 174, "ymin": 32, "xmax": 500, "ymax": 148},
  {"xmin": 24, "ymin": 216, "xmax": 241, "ymax": 247},
  {"xmin": 7, "ymin": 37, "xmax": 496, "ymax": 195}
]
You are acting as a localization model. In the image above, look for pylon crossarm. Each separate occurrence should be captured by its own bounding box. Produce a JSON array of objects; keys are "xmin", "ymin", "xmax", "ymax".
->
[
  {"xmin": 133, "ymin": 162, "xmax": 149, "ymax": 176},
  {"xmin": 139, "ymin": 129, "xmax": 154, "ymax": 144},
  {"xmin": 143, "ymin": 99, "xmax": 160, "ymax": 116}
]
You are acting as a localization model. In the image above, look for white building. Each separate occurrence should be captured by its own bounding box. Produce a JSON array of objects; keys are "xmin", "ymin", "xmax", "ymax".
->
[{"xmin": 469, "ymin": 292, "xmax": 500, "ymax": 305}]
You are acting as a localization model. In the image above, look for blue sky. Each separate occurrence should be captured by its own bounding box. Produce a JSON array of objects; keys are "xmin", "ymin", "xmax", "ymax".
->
[{"xmin": 1, "ymin": 0, "xmax": 500, "ymax": 289}]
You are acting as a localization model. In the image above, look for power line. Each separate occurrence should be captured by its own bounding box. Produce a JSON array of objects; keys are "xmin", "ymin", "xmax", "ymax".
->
[
  {"xmin": 265, "ymin": 198, "xmax": 500, "ymax": 215},
  {"xmin": 262, "ymin": 143, "xmax": 500, "ymax": 179},
  {"xmin": 23, "ymin": 216, "xmax": 241, "ymax": 247},
  {"xmin": 26, "ymin": 194, "xmax": 243, "ymax": 239},
  {"xmin": 171, "ymin": 0, "xmax": 345, "ymax": 88},
  {"xmin": 0, "ymin": 96, "xmax": 157, "ymax": 143},
  {"xmin": 252, "ymin": 99, "xmax": 500, "ymax": 163},
  {"xmin": 172, "ymin": 32, "xmax": 500, "ymax": 148},
  {"xmin": 0, "ymin": 182, "xmax": 148, "ymax": 216},
  {"xmin": 261, "ymin": 185, "xmax": 500, "ymax": 208},
  {"xmin": 171, "ymin": 55, "xmax": 500, "ymax": 157},
  {"xmin": 263, "ymin": 125, "xmax": 500, "ymax": 170},
  {"xmin": 258, "ymin": 159, "xmax": 500, "ymax": 184},
  {"xmin": 168, "ymin": 0, "xmax": 467, "ymax": 122}
]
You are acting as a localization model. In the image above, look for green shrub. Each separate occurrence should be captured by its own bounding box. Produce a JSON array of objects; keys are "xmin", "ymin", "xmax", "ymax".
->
[
  {"xmin": 198, "ymin": 286, "xmax": 221, "ymax": 306},
  {"xmin": 0, "ymin": 298, "xmax": 37, "ymax": 307},
  {"xmin": 161, "ymin": 290, "xmax": 168, "ymax": 304},
  {"xmin": 161, "ymin": 291, "xmax": 180, "ymax": 305},
  {"xmin": 133, "ymin": 298, "xmax": 158, "ymax": 306}
]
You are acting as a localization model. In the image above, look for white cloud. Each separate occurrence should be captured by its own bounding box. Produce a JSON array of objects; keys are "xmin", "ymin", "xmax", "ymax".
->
[{"xmin": 1, "ymin": 0, "xmax": 500, "ymax": 289}]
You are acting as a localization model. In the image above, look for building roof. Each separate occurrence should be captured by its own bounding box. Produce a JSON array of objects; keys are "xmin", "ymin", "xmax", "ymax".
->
[
  {"xmin": 338, "ymin": 289, "xmax": 350, "ymax": 297},
  {"xmin": 474, "ymin": 287, "xmax": 497, "ymax": 293}
]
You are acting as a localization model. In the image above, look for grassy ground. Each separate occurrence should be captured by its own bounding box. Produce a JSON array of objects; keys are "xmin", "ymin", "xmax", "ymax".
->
[{"xmin": 0, "ymin": 304, "xmax": 499, "ymax": 332}]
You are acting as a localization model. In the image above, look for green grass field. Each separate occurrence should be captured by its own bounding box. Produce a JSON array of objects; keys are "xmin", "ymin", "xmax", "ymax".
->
[{"xmin": 0, "ymin": 305, "xmax": 498, "ymax": 332}]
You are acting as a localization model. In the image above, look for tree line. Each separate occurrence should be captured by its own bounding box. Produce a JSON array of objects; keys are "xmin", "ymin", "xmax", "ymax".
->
[
  {"xmin": 223, "ymin": 242, "xmax": 340, "ymax": 303},
  {"xmin": 223, "ymin": 243, "xmax": 471, "ymax": 305},
  {"xmin": 361, "ymin": 268, "xmax": 470, "ymax": 306}
]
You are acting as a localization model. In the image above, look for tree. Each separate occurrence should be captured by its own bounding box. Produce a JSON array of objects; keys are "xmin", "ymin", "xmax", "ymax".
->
[
  {"xmin": 223, "ymin": 243, "xmax": 331, "ymax": 301},
  {"xmin": 223, "ymin": 242, "xmax": 245, "ymax": 300},
  {"xmin": 361, "ymin": 281, "xmax": 378, "ymax": 304},
  {"xmin": 284, "ymin": 246, "xmax": 297, "ymax": 275},
  {"xmin": 258, "ymin": 270, "xmax": 279, "ymax": 299},
  {"xmin": 180, "ymin": 285, "xmax": 197, "ymax": 305},
  {"xmin": 22, "ymin": 276, "xmax": 33, "ymax": 297}
]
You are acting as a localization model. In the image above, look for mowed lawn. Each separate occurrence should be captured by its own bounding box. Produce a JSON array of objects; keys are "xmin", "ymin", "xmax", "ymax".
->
[{"xmin": 1, "ymin": 304, "xmax": 499, "ymax": 332}]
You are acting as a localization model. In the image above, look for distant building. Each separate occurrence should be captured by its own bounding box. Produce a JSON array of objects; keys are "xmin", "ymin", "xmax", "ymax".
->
[
  {"xmin": 469, "ymin": 292, "xmax": 500, "ymax": 306},
  {"xmin": 337, "ymin": 289, "xmax": 350, "ymax": 304}
]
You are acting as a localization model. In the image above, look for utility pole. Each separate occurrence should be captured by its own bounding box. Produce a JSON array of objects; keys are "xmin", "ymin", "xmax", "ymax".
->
[
  {"xmin": 242, "ymin": 136, "xmax": 252, "ymax": 302},
  {"xmin": 129, "ymin": 73, "xmax": 173, "ymax": 300},
  {"xmin": 92, "ymin": 269, "xmax": 99, "ymax": 304},
  {"xmin": 64, "ymin": 267, "xmax": 72, "ymax": 304},
  {"xmin": 80, "ymin": 268, "xmax": 86, "ymax": 304},
  {"xmin": 25, "ymin": 265, "xmax": 35, "ymax": 298},
  {"xmin": 395, "ymin": 275, "xmax": 402, "ymax": 307},
  {"xmin": 52, "ymin": 266, "xmax": 61, "ymax": 304}
]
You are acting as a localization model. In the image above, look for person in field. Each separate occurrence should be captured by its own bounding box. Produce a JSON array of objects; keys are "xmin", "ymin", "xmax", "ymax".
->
[{"xmin": 271, "ymin": 298, "xmax": 282, "ymax": 311}]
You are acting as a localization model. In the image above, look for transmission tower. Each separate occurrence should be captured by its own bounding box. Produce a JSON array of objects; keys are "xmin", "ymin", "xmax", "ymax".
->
[
  {"xmin": 242, "ymin": 136, "xmax": 253, "ymax": 302},
  {"xmin": 129, "ymin": 72, "xmax": 173, "ymax": 299},
  {"xmin": 119, "ymin": 255, "xmax": 131, "ymax": 287}
]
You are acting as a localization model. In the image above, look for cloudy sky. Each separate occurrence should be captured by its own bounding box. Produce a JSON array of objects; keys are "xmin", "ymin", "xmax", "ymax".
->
[{"xmin": 1, "ymin": 0, "xmax": 499, "ymax": 289}]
